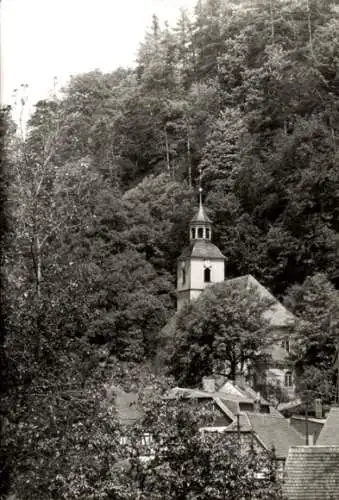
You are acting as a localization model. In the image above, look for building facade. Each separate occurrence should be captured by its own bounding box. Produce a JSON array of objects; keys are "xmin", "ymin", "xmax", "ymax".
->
[
  {"xmin": 175, "ymin": 199, "xmax": 296, "ymax": 401},
  {"xmin": 177, "ymin": 199, "xmax": 225, "ymax": 311}
]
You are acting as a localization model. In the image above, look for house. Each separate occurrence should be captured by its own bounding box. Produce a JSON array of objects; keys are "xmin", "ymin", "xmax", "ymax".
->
[
  {"xmin": 283, "ymin": 446, "xmax": 339, "ymax": 499},
  {"xmin": 279, "ymin": 399, "xmax": 329, "ymax": 444},
  {"xmin": 158, "ymin": 196, "xmax": 297, "ymax": 399},
  {"xmin": 289, "ymin": 415, "xmax": 325, "ymax": 445},
  {"xmin": 165, "ymin": 377, "xmax": 303, "ymax": 465}
]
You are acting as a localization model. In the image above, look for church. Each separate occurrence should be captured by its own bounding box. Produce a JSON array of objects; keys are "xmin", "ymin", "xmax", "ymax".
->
[{"xmin": 161, "ymin": 189, "xmax": 297, "ymax": 403}]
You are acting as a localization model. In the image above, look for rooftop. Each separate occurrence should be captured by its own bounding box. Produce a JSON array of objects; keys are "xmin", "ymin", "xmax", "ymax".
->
[
  {"xmin": 283, "ymin": 446, "xmax": 339, "ymax": 499},
  {"xmin": 317, "ymin": 406, "xmax": 339, "ymax": 446},
  {"xmin": 246, "ymin": 412, "xmax": 304, "ymax": 459},
  {"xmin": 178, "ymin": 240, "xmax": 225, "ymax": 260},
  {"xmin": 226, "ymin": 275, "xmax": 295, "ymax": 327}
]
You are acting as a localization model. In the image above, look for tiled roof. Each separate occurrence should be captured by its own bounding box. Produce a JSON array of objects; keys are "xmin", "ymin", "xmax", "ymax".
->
[
  {"xmin": 220, "ymin": 380, "xmax": 275, "ymax": 410},
  {"xmin": 226, "ymin": 275, "xmax": 295, "ymax": 327},
  {"xmin": 317, "ymin": 406, "xmax": 339, "ymax": 445},
  {"xmin": 166, "ymin": 387, "xmax": 254, "ymax": 404},
  {"xmin": 283, "ymin": 446, "xmax": 339, "ymax": 500},
  {"xmin": 246, "ymin": 413, "xmax": 304, "ymax": 459},
  {"xmin": 178, "ymin": 240, "xmax": 225, "ymax": 260}
]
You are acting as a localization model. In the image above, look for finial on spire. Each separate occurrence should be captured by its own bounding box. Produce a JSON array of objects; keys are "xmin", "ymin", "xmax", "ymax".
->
[{"xmin": 198, "ymin": 167, "xmax": 203, "ymax": 207}]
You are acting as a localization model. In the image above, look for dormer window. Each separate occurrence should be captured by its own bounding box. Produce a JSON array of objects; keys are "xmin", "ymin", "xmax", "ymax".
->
[
  {"xmin": 198, "ymin": 227, "xmax": 203, "ymax": 238},
  {"xmin": 204, "ymin": 268, "xmax": 211, "ymax": 283}
]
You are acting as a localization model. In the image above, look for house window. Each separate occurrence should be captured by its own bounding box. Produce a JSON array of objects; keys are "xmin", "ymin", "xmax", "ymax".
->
[
  {"xmin": 191, "ymin": 228, "xmax": 196, "ymax": 239},
  {"xmin": 206, "ymin": 228, "xmax": 210, "ymax": 239},
  {"xmin": 204, "ymin": 268, "xmax": 211, "ymax": 283},
  {"xmin": 284, "ymin": 371, "xmax": 293, "ymax": 387},
  {"xmin": 198, "ymin": 227, "xmax": 203, "ymax": 238}
]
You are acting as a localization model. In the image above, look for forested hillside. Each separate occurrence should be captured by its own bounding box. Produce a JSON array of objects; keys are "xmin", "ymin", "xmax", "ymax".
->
[{"xmin": 1, "ymin": 0, "xmax": 339, "ymax": 497}]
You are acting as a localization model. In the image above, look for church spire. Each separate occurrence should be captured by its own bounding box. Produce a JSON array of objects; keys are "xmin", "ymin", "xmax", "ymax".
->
[
  {"xmin": 190, "ymin": 167, "xmax": 212, "ymax": 241},
  {"xmin": 177, "ymin": 167, "xmax": 225, "ymax": 311},
  {"xmin": 199, "ymin": 166, "xmax": 203, "ymax": 209}
]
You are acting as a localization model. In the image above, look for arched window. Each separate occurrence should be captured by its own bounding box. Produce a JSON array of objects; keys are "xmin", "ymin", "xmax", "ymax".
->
[
  {"xmin": 284, "ymin": 371, "xmax": 293, "ymax": 387},
  {"xmin": 204, "ymin": 267, "xmax": 211, "ymax": 283},
  {"xmin": 191, "ymin": 228, "xmax": 196, "ymax": 239},
  {"xmin": 182, "ymin": 268, "xmax": 186, "ymax": 285},
  {"xmin": 198, "ymin": 227, "xmax": 203, "ymax": 238}
]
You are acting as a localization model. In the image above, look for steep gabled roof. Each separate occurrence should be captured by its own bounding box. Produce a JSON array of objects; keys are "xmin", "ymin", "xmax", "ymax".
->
[
  {"xmin": 246, "ymin": 413, "xmax": 304, "ymax": 459},
  {"xmin": 226, "ymin": 274, "xmax": 295, "ymax": 328},
  {"xmin": 317, "ymin": 406, "xmax": 339, "ymax": 445},
  {"xmin": 283, "ymin": 446, "xmax": 339, "ymax": 500}
]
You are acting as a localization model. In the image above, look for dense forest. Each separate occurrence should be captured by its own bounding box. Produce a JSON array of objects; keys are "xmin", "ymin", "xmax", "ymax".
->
[{"xmin": 1, "ymin": 0, "xmax": 339, "ymax": 497}]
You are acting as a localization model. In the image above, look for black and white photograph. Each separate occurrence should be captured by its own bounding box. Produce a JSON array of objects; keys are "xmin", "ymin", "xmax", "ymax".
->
[{"xmin": 1, "ymin": 1, "xmax": 339, "ymax": 498}]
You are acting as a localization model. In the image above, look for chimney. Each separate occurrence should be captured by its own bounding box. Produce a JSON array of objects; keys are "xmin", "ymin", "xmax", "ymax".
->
[
  {"xmin": 314, "ymin": 398, "xmax": 322, "ymax": 419},
  {"xmin": 202, "ymin": 377, "xmax": 216, "ymax": 393},
  {"xmin": 254, "ymin": 392, "xmax": 261, "ymax": 413},
  {"xmin": 235, "ymin": 372, "xmax": 246, "ymax": 388}
]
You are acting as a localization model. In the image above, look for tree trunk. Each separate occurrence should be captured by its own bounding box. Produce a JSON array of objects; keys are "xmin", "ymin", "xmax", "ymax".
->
[
  {"xmin": 164, "ymin": 125, "xmax": 170, "ymax": 173},
  {"xmin": 35, "ymin": 236, "xmax": 42, "ymax": 299},
  {"xmin": 269, "ymin": 0, "xmax": 275, "ymax": 44},
  {"xmin": 186, "ymin": 120, "xmax": 192, "ymax": 188},
  {"xmin": 306, "ymin": 0, "xmax": 314, "ymax": 58}
]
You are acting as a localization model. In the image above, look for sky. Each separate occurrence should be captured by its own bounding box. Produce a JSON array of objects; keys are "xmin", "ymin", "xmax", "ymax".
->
[{"xmin": 1, "ymin": 0, "xmax": 196, "ymax": 121}]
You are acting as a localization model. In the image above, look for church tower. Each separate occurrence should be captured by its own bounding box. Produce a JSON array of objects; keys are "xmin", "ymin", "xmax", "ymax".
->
[{"xmin": 177, "ymin": 177, "xmax": 225, "ymax": 311}]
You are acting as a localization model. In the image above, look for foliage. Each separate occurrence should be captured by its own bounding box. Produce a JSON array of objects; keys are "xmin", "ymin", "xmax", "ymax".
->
[
  {"xmin": 3, "ymin": 374, "xmax": 123, "ymax": 500},
  {"xmin": 2, "ymin": 0, "xmax": 339, "ymax": 496},
  {"xmin": 285, "ymin": 273, "xmax": 339, "ymax": 404},
  {"xmin": 168, "ymin": 281, "xmax": 273, "ymax": 386},
  {"xmin": 105, "ymin": 392, "xmax": 283, "ymax": 500}
]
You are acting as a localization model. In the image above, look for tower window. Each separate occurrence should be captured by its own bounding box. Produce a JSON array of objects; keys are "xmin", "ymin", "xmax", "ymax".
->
[
  {"xmin": 284, "ymin": 371, "xmax": 293, "ymax": 388},
  {"xmin": 198, "ymin": 227, "xmax": 203, "ymax": 238},
  {"xmin": 282, "ymin": 337, "xmax": 290, "ymax": 353},
  {"xmin": 204, "ymin": 268, "xmax": 211, "ymax": 283},
  {"xmin": 191, "ymin": 228, "xmax": 196, "ymax": 239},
  {"xmin": 182, "ymin": 268, "xmax": 186, "ymax": 285},
  {"xmin": 206, "ymin": 228, "xmax": 210, "ymax": 239}
]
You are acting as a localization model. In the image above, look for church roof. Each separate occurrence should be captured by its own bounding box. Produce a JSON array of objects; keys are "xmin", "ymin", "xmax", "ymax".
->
[
  {"xmin": 224, "ymin": 275, "xmax": 295, "ymax": 328},
  {"xmin": 178, "ymin": 240, "xmax": 225, "ymax": 260},
  {"xmin": 190, "ymin": 203, "xmax": 212, "ymax": 224}
]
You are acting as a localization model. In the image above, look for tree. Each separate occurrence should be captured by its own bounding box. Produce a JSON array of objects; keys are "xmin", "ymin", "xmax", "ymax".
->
[
  {"xmin": 105, "ymin": 390, "xmax": 283, "ymax": 500},
  {"xmin": 285, "ymin": 273, "xmax": 339, "ymax": 404},
  {"xmin": 2, "ymin": 376, "xmax": 125, "ymax": 500},
  {"xmin": 168, "ymin": 281, "xmax": 274, "ymax": 386}
]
